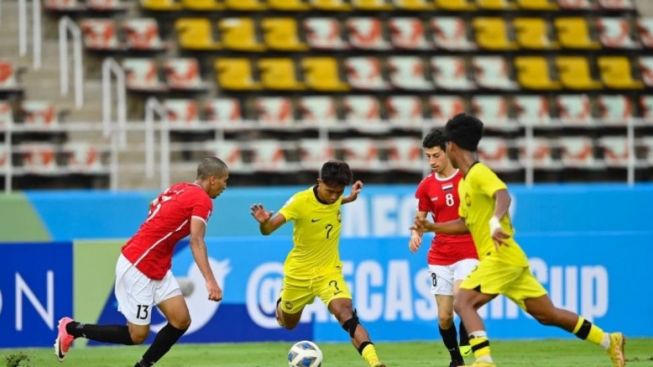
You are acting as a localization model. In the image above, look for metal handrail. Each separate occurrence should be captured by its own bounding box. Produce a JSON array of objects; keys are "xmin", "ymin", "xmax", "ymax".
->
[
  {"xmin": 17, "ymin": 0, "xmax": 42, "ymax": 69},
  {"xmin": 144, "ymin": 97, "xmax": 167, "ymax": 188},
  {"xmin": 59, "ymin": 17, "xmax": 84, "ymax": 109}
]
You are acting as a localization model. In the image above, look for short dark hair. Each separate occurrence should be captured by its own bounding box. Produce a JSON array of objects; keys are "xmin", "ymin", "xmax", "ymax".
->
[
  {"xmin": 197, "ymin": 156, "xmax": 228, "ymax": 179},
  {"xmin": 444, "ymin": 113, "xmax": 484, "ymax": 152},
  {"xmin": 320, "ymin": 160, "xmax": 353, "ymax": 187},
  {"xmin": 422, "ymin": 127, "xmax": 447, "ymax": 150}
]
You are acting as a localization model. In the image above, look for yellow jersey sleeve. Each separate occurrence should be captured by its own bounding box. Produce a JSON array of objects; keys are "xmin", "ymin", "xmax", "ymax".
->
[{"xmin": 279, "ymin": 193, "xmax": 303, "ymax": 222}]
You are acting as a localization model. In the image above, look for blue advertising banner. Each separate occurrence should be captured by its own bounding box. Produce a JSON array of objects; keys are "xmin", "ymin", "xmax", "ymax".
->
[
  {"xmin": 0, "ymin": 243, "xmax": 73, "ymax": 347},
  {"xmin": 90, "ymin": 233, "xmax": 651, "ymax": 343}
]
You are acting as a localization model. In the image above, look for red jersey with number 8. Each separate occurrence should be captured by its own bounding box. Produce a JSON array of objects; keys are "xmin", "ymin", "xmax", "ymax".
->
[
  {"xmin": 122, "ymin": 182, "xmax": 213, "ymax": 280},
  {"xmin": 415, "ymin": 170, "xmax": 478, "ymax": 265}
]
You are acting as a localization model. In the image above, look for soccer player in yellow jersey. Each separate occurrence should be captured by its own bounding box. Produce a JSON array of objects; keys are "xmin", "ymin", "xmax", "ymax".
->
[
  {"xmin": 413, "ymin": 113, "xmax": 626, "ymax": 367},
  {"xmin": 250, "ymin": 160, "xmax": 386, "ymax": 367}
]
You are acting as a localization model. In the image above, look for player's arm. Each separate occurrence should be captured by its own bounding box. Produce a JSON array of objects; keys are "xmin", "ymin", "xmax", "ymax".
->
[
  {"xmin": 341, "ymin": 180, "xmax": 363, "ymax": 204},
  {"xmin": 489, "ymin": 189, "xmax": 511, "ymax": 246},
  {"xmin": 412, "ymin": 217, "xmax": 469, "ymax": 235},
  {"xmin": 189, "ymin": 218, "xmax": 222, "ymax": 302},
  {"xmin": 409, "ymin": 211, "xmax": 427, "ymax": 253},
  {"xmin": 250, "ymin": 204, "xmax": 287, "ymax": 235}
]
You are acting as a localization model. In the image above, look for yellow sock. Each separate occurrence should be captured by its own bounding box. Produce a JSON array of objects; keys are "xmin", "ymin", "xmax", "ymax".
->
[
  {"xmin": 573, "ymin": 317, "xmax": 609, "ymax": 348},
  {"xmin": 361, "ymin": 343, "xmax": 380, "ymax": 366},
  {"xmin": 469, "ymin": 332, "xmax": 492, "ymax": 362}
]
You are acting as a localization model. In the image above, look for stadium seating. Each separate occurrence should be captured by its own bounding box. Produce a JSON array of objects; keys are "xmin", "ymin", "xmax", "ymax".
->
[
  {"xmin": 343, "ymin": 96, "xmax": 382, "ymax": 124},
  {"xmin": 473, "ymin": 18, "xmax": 516, "ymax": 51},
  {"xmin": 19, "ymin": 143, "xmax": 58, "ymax": 173},
  {"xmin": 258, "ymin": 58, "xmax": 304, "ymax": 91},
  {"xmin": 556, "ymin": 57, "xmax": 602, "ymax": 90},
  {"xmin": 514, "ymin": 57, "xmax": 561, "ymax": 90},
  {"xmin": 304, "ymin": 18, "xmax": 348, "ymax": 50},
  {"xmin": 393, "ymin": 0, "xmax": 433, "ymax": 10},
  {"xmin": 254, "ymin": 97, "xmax": 295, "ymax": 126},
  {"xmin": 297, "ymin": 96, "xmax": 338, "ymax": 123},
  {"xmin": 223, "ymin": 0, "xmax": 266, "ymax": 11},
  {"xmin": 432, "ymin": 57, "xmax": 475, "ymax": 90},
  {"xmin": 517, "ymin": 137, "xmax": 559, "ymax": 169},
  {"xmin": 218, "ymin": 18, "xmax": 265, "ymax": 52},
  {"xmin": 557, "ymin": 0, "xmax": 593, "ymax": 10},
  {"xmin": 21, "ymin": 101, "xmax": 58, "ymax": 126},
  {"xmin": 478, "ymin": 137, "xmax": 519, "ymax": 171},
  {"xmin": 472, "ymin": 56, "xmax": 518, "ymax": 90},
  {"xmin": 640, "ymin": 96, "xmax": 653, "ymax": 119},
  {"xmin": 123, "ymin": 58, "xmax": 167, "ymax": 92},
  {"xmin": 599, "ymin": 136, "xmax": 631, "ymax": 167},
  {"xmin": 389, "ymin": 18, "xmax": 431, "ymax": 50},
  {"xmin": 478, "ymin": 0, "xmax": 514, "ymax": 10},
  {"xmin": 205, "ymin": 98, "xmax": 242, "ymax": 125},
  {"xmin": 638, "ymin": 18, "xmax": 653, "ymax": 48},
  {"xmin": 64, "ymin": 142, "xmax": 105, "ymax": 173},
  {"xmin": 514, "ymin": 18, "xmax": 557, "ymax": 50},
  {"xmin": 0, "ymin": 102, "xmax": 13, "ymax": 126},
  {"xmin": 46, "ymin": 0, "xmax": 86, "ymax": 11},
  {"xmin": 386, "ymin": 96, "xmax": 423, "ymax": 125},
  {"xmin": 434, "ymin": 0, "xmax": 475, "ymax": 11},
  {"xmin": 559, "ymin": 137, "xmax": 601, "ymax": 168},
  {"xmin": 261, "ymin": 18, "xmax": 308, "ymax": 51},
  {"xmin": 212, "ymin": 141, "xmax": 246, "ymax": 172},
  {"xmin": 164, "ymin": 58, "xmax": 207, "ymax": 91},
  {"xmin": 0, "ymin": 143, "xmax": 6, "ymax": 170},
  {"xmin": 431, "ymin": 17, "xmax": 476, "ymax": 51},
  {"xmin": 175, "ymin": 19, "xmax": 221, "ymax": 51},
  {"xmin": 598, "ymin": 56, "xmax": 643, "ymax": 89},
  {"xmin": 181, "ymin": 0, "xmax": 223, "ymax": 10},
  {"xmin": 596, "ymin": 95, "xmax": 632, "ymax": 124},
  {"xmin": 302, "ymin": 58, "xmax": 350, "ymax": 92},
  {"xmin": 639, "ymin": 57, "xmax": 653, "ymax": 87},
  {"xmin": 250, "ymin": 140, "xmax": 289, "ymax": 170},
  {"xmin": 347, "ymin": 18, "xmax": 391, "ymax": 50},
  {"xmin": 123, "ymin": 18, "xmax": 165, "ymax": 51},
  {"xmin": 298, "ymin": 139, "xmax": 335, "ymax": 170},
  {"xmin": 164, "ymin": 99, "xmax": 199, "ymax": 125},
  {"xmin": 141, "ymin": 0, "xmax": 182, "ymax": 11},
  {"xmin": 310, "ymin": 0, "xmax": 352, "ymax": 11},
  {"xmin": 470, "ymin": 96, "xmax": 515, "ymax": 130},
  {"xmin": 387, "ymin": 56, "xmax": 432, "ymax": 91},
  {"xmin": 340, "ymin": 138, "xmax": 383, "ymax": 170},
  {"xmin": 516, "ymin": 0, "xmax": 558, "ymax": 10},
  {"xmin": 514, "ymin": 95, "xmax": 551, "ymax": 125},
  {"xmin": 556, "ymin": 95, "xmax": 593, "ymax": 125},
  {"xmin": 268, "ymin": 0, "xmax": 309, "ymax": 11},
  {"xmin": 80, "ymin": 19, "xmax": 121, "ymax": 50},
  {"xmin": 0, "ymin": 61, "xmax": 21, "ymax": 92},
  {"xmin": 598, "ymin": 0, "xmax": 635, "ymax": 10},
  {"xmin": 387, "ymin": 137, "xmax": 422, "ymax": 171},
  {"xmin": 429, "ymin": 96, "xmax": 465, "ymax": 121},
  {"xmin": 214, "ymin": 58, "xmax": 261, "ymax": 91},
  {"xmin": 345, "ymin": 57, "xmax": 389, "ymax": 90},
  {"xmin": 597, "ymin": 18, "xmax": 639, "ymax": 49},
  {"xmin": 554, "ymin": 18, "xmax": 601, "ymax": 50}
]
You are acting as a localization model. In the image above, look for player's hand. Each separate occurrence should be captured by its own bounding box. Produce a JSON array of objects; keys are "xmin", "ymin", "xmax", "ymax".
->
[
  {"xmin": 250, "ymin": 204, "xmax": 272, "ymax": 224},
  {"xmin": 344, "ymin": 180, "xmax": 364, "ymax": 202},
  {"xmin": 411, "ymin": 217, "xmax": 435, "ymax": 233},
  {"xmin": 409, "ymin": 231, "xmax": 422, "ymax": 253},
  {"xmin": 489, "ymin": 216, "xmax": 510, "ymax": 250},
  {"xmin": 206, "ymin": 279, "xmax": 223, "ymax": 302}
]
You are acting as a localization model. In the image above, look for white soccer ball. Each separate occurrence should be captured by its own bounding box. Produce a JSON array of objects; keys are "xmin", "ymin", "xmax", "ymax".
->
[{"xmin": 287, "ymin": 340, "xmax": 323, "ymax": 367}]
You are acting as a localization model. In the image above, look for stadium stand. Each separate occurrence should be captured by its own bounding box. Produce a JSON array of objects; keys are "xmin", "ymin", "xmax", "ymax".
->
[{"xmin": 1, "ymin": 0, "xmax": 653, "ymax": 189}]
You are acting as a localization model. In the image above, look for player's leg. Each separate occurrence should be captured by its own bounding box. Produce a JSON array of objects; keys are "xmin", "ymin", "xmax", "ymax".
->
[
  {"xmin": 452, "ymin": 280, "xmax": 470, "ymax": 358},
  {"xmin": 54, "ymin": 256, "xmax": 150, "ymax": 361},
  {"xmin": 133, "ymin": 271, "xmax": 190, "ymax": 367},
  {"xmin": 522, "ymin": 294, "xmax": 625, "ymax": 367},
  {"xmin": 430, "ymin": 264, "xmax": 464, "ymax": 366},
  {"xmin": 452, "ymin": 259, "xmax": 478, "ymax": 358},
  {"xmin": 276, "ymin": 275, "xmax": 311, "ymax": 330},
  {"xmin": 320, "ymin": 272, "xmax": 384, "ymax": 367}
]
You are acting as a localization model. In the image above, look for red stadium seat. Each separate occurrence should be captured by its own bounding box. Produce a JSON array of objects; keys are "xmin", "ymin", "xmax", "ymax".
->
[
  {"xmin": 559, "ymin": 137, "xmax": 600, "ymax": 168},
  {"xmin": 517, "ymin": 137, "xmax": 559, "ymax": 169},
  {"xmin": 637, "ymin": 137, "xmax": 653, "ymax": 167},
  {"xmin": 478, "ymin": 137, "xmax": 518, "ymax": 171},
  {"xmin": 431, "ymin": 56, "xmax": 475, "ymax": 90},
  {"xmin": 80, "ymin": 19, "xmax": 121, "ymax": 50},
  {"xmin": 345, "ymin": 57, "xmax": 389, "ymax": 90},
  {"xmin": 163, "ymin": 58, "xmax": 206, "ymax": 91},
  {"xmin": 557, "ymin": 0, "xmax": 593, "ymax": 9},
  {"xmin": 346, "ymin": 18, "xmax": 391, "ymax": 50},
  {"xmin": 45, "ymin": 0, "xmax": 85, "ymax": 11},
  {"xmin": 0, "ymin": 102, "xmax": 13, "ymax": 126},
  {"xmin": 254, "ymin": 97, "xmax": 295, "ymax": 126},
  {"xmin": 297, "ymin": 96, "xmax": 338, "ymax": 123},
  {"xmin": 387, "ymin": 137, "xmax": 421, "ymax": 171},
  {"xmin": 87, "ymin": 0, "xmax": 127, "ymax": 11},
  {"xmin": 637, "ymin": 18, "xmax": 653, "ymax": 49},
  {"xmin": 389, "ymin": 18, "xmax": 431, "ymax": 50},
  {"xmin": 64, "ymin": 142, "xmax": 104, "ymax": 173},
  {"xmin": 0, "ymin": 60, "xmax": 20, "ymax": 91},
  {"xmin": 472, "ymin": 56, "xmax": 518, "ymax": 90},
  {"xmin": 429, "ymin": 96, "xmax": 466, "ymax": 121},
  {"xmin": 251, "ymin": 140, "xmax": 289, "ymax": 171},
  {"xmin": 123, "ymin": 18, "xmax": 165, "ymax": 51},
  {"xmin": 639, "ymin": 57, "xmax": 653, "ymax": 87},
  {"xmin": 597, "ymin": 0, "xmax": 635, "ymax": 10},
  {"xmin": 556, "ymin": 95, "xmax": 593, "ymax": 125},
  {"xmin": 596, "ymin": 95, "xmax": 633, "ymax": 124},
  {"xmin": 123, "ymin": 58, "xmax": 166, "ymax": 92},
  {"xmin": 304, "ymin": 18, "xmax": 348, "ymax": 50},
  {"xmin": 340, "ymin": 138, "xmax": 383, "ymax": 170},
  {"xmin": 298, "ymin": 139, "xmax": 335, "ymax": 170},
  {"xmin": 470, "ymin": 96, "xmax": 515, "ymax": 130},
  {"xmin": 431, "ymin": 17, "xmax": 476, "ymax": 51},
  {"xmin": 513, "ymin": 95, "xmax": 551, "ymax": 126},
  {"xmin": 387, "ymin": 56, "xmax": 432, "ymax": 91},
  {"xmin": 639, "ymin": 95, "xmax": 653, "ymax": 121},
  {"xmin": 386, "ymin": 96, "xmax": 423, "ymax": 126},
  {"xmin": 599, "ymin": 136, "xmax": 631, "ymax": 168},
  {"xmin": 205, "ymin": 98, "xmax": 242, "ymax": 125},
  {"xmin": 597, "ymin": 18, "xmax": 639, "ymax": 49},
  {"xmin": 21, "ymin": 101, "xmax": 58, "ymax": 126},
  {"xmin": 164, "ymin": 99, "xmax": 200, "ymax": 126},
  {"xmin": 343, "ymin": 96, "xmax": 382, "ymax": 123},
  {"xmin": 20, "ymin": 143, "xmax": 58, "ymax": 173}
]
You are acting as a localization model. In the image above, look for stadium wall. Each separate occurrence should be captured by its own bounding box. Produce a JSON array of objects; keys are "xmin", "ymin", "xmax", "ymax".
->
[{"xmin": 0, "ymin": 184, "xmax": 651, "ymax": 347}]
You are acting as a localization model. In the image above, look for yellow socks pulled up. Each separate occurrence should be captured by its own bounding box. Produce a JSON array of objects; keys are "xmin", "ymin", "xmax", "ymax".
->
[
  {"xmin": 360, "ymin": 342, "xmax": 381, "ymax": 367},
  {"xmin": 469, "ymin": 331, "xmax": 493, "ymax": 363},
  {"xmin": 573, "ymin": 316, "xmax": 610, "ymax": 349}
]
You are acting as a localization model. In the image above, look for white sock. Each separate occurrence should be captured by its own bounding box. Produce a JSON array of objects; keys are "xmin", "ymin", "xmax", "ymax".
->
[
  {"xmin": 600, "ymin": 333, "xmax": 611, "ymax": 350},
  {"xmin": 476, "ymin": 355, "xmax": 493, "ymax": 363}
]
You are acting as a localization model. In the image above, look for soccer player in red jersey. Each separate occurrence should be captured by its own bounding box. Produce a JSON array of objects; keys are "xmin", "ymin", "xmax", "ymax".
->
[
  {"xmin": 410, "ymin": 128, "xmax": 479, "ymax": 367},
  {"xmin": 54, "ymin": 157, "xmax": 229, "ymax": 367}
]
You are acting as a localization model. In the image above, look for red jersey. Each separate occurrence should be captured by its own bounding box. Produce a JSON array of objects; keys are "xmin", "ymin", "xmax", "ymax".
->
[
  {"xmin": 122, "ymin": 182, "xmax": 213, "ymax": 280},
  {"xmin": 415, "ymin": 170, "xmax": 478, "ymax": 265}
]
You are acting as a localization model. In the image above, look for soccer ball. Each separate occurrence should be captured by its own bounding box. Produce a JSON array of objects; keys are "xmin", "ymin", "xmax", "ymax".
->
[{"xmin": 287, "ymin": 340, "xmax": 323, "ymax": 367}]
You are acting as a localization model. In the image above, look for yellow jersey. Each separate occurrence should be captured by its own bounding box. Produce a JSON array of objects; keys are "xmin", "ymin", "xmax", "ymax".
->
[
  {"xmin": 458, "ymin": 163, "xmax": 529, "ymax": 266},
  {"xmin": 278, "ymin": 186, "xmax": 343, "ymax": 279}
]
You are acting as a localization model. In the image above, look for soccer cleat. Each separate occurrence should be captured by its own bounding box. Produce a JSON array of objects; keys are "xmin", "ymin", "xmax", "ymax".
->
[
  {"xmin": 460, "ymin": 345, "xmax": 472, "ymax": 357},
  {"xmin": 607, "ymin": 332, "xmax": 625, "ymax": 367},
  {"xmin": 54, "ymin": 317, "xmax": 75, "ymax": 362},
  {"xmin": 463, "ymin": 363, "xmax": 496, "ymax": 367}
]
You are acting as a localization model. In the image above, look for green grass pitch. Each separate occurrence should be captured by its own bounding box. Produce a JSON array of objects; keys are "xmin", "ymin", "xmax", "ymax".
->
[{"xmin": 2, "ymin": 339, "xmax": 651, "ymax": 367}]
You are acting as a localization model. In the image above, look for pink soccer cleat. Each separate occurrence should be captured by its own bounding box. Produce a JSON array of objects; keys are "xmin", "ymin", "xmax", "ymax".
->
[{"xmin": 54, "ymin": 317, "xmax": 75, "ymax": 362}]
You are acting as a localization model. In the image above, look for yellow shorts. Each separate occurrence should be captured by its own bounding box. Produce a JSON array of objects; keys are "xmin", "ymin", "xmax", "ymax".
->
[
  {"xmin": 460, "ymin": 257, "xmax": 547, "ymax": 310},
  {"xmin": 279, "ymin": 271, "xmax": 352, "ymax": 314}
]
